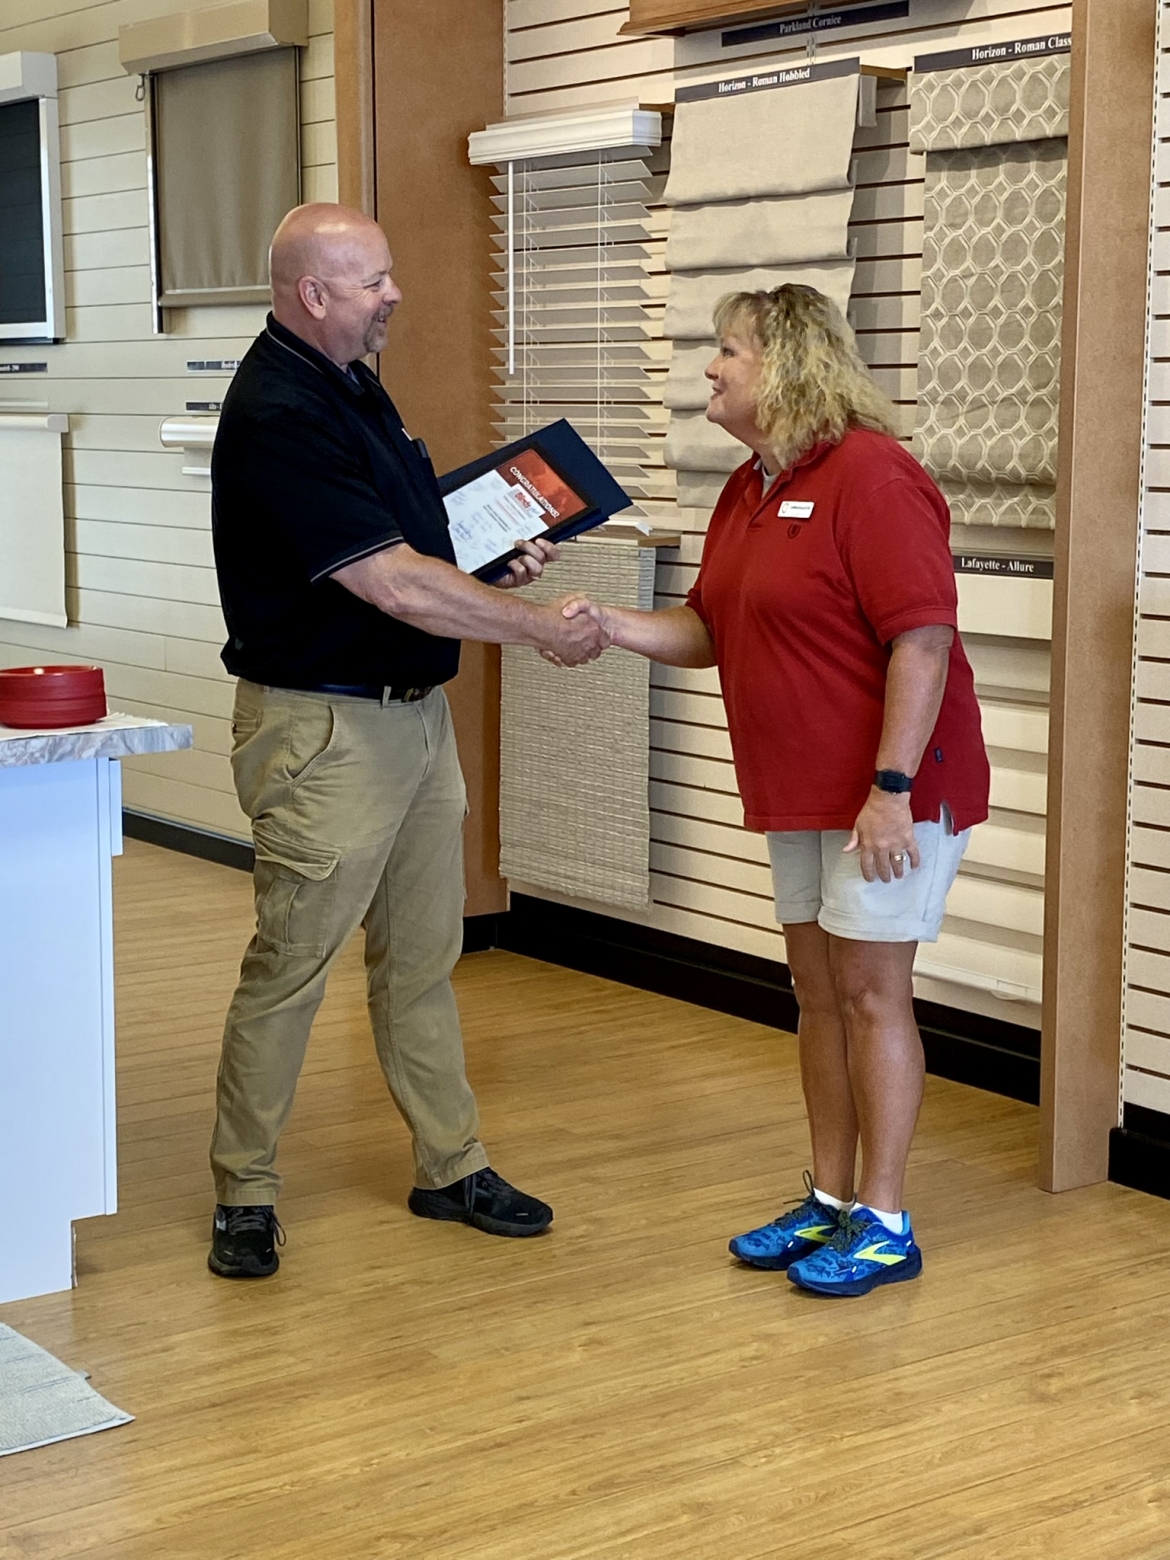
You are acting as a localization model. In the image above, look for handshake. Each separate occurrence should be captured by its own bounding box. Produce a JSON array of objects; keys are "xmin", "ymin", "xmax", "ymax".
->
[{"xmin": 536, "ymin": 595, "xmax": 614, "ymax": 669}]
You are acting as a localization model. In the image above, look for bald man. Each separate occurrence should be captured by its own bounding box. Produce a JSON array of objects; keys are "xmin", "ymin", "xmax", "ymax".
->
[{"xmin": 207, "ymin": 204, "xmax": 601, "ymax": 1278}]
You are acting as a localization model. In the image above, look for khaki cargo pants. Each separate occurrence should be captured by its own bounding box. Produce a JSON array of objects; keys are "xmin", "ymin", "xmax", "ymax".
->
[{"xmin": 210, "ymin": 679, "xmax": 488, "ymax": 1205}]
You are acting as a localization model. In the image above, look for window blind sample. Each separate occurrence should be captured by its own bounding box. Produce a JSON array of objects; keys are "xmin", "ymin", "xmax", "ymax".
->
[
  {"xmin": 908, "ymin": 55, "xmax": 1070, "ymax": 153},
  {"xmin": 490, "ymin": 146, "xmax": 671, "ymax": 510},
  {"xmin": 911, "ymin": 59, "xmax": 1069, "ymax": 530},
  {"xmin": 665, "ymin": 188, "xmax": 855, "ymax": 272},
  {"xmin": 664, "ymin": 72, "xmax": 859, "ymax": 205},
  {"xmin": 0, "ymin": 100, "xmax": 46, "ymax": 327},
  {"xmin": 500, "ymin": 537, "xmax": 656, "ymax": 910},
  {"xmin": 154, "ymin": 48, "xmax": 300, "ymax": 308}
]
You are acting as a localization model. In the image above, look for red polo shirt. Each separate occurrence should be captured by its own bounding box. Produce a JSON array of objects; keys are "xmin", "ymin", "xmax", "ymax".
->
[{"xmin": 686, "ymin": 427, "xmax": 990, "ymax": 833}]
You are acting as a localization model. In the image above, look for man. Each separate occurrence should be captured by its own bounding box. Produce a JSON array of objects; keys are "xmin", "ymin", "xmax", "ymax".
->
[{"xmin": 207, "ymin": 203, "xmax": 605, "ymax": 1278}]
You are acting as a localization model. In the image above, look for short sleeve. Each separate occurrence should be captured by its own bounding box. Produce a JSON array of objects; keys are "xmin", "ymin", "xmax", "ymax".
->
[
  {"xmin": 838, "ymin": 474, "xmax": 957, "ymax": 644},
  {"xmin": 226, "ymin": 403, "xmax": 404, "ymax": 584}
]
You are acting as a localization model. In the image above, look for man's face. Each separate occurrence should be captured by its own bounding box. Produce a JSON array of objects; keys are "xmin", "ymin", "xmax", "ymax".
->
[{"xmin": 311, "ymin": 230, "xmax": 402, "ymax": 364}]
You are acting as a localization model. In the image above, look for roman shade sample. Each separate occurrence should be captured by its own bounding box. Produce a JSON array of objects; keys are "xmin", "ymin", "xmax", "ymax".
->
[
  {"xmin": 908, "ymin": 55, "xmax": 1070, "ymax": 153},
  {"xmin": 664, "ymin": 410, "xmax": 749, "ymax": 474},
  {"xmin": 661, "ymin": 67, "xmax": 863, "ymax": 484},
  {"xmin": 676, "ymin": 470, "xmax": 730, "ymax": 510},
  {"xmin": 155, "ymin": 48, "xmax": 300, "ymax": 308},
  {"xmin": 500, "ymin": 537, "xmax": 656, "ymax": 910},
  {"xmin": 665, "ymin": 260, "xmax": 855, "ymax": 341},
  {"xmin": 664, "ymin": 72, "xmax": 859, "ymax": 205},
  {"xmin": 911, "ymin": 57, "xmax": 1069, "ymax": 530},
  {"xmin": 665, "ymin": 188, "xmax": 856, "ymax": 272}
]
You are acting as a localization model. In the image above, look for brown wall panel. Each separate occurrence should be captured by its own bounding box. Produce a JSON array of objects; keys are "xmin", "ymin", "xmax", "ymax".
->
[
  {"xmin": 1041, "ymin": 0, "xmax": 1155, "ymax": 1190},
  {"xmin": 371, "ymin": 0, "xmax": 506, "ymax": 917}
]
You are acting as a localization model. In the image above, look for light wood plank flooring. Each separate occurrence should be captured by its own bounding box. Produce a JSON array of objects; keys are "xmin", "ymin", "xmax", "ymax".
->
[{"xmin": 3, "ymin": 840, "xmax": 1170, "ymax": 1558}]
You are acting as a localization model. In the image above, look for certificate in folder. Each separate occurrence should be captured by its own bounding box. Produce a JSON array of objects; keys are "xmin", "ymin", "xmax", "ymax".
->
[{"xmin": 439, "ymin": 420, "xmax": 631, "ymax": 582}]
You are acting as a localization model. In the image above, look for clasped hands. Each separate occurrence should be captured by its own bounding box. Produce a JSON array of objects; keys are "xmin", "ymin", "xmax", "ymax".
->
[{"xmin": 492, "ymin": 539, "xmax": 610, "ymax": 669}]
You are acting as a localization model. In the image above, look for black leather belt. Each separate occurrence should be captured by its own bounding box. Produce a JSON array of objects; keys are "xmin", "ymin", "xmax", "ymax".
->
[{"xmin": 290, "ymin": 683, "xmax": 433, "ymax": 703}]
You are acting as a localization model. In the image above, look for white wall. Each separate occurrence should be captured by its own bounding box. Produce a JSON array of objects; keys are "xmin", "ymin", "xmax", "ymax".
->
[
  {"xmin": 503, "ymin": 0, "xmax": 1070, "ymax": 1027},
  {"xmin": 0, "ymin": 0, "xmax": 337, "ymax": 838}
]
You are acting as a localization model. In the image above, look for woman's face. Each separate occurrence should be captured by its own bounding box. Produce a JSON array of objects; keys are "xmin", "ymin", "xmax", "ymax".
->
[{"xmin": 705, "ymin": 331, "xmax": 764, "ymax": 446}]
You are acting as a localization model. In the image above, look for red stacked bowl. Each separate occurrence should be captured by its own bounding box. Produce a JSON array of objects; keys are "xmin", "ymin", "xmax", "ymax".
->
[{"xmin": 0, "ymin": 665, "xmax": 107, "ymax": 729}]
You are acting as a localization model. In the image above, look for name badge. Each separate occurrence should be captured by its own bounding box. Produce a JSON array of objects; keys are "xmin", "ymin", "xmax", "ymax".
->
[{"xmin": 779, "ymin": 501, "xmax": 815, "ymax": 519}]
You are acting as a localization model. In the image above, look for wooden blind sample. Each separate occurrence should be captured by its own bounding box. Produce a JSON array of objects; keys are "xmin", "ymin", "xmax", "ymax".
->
[
  {"xmin": 155, "ymin": 48, "xmax": 300, "ymax": 308},
  {"xmin": 491, "ymin": 145, "xmax": 672, "ymax": 511},
  {"xmin": 500, "ymin": 538, "xmax": 656, "ymax": 910}
]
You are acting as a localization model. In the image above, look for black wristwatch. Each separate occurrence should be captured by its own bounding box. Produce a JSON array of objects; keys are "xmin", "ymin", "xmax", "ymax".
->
[{"xmin": 874, "ymin": 769, "xmax": 914, "ymax": 794}]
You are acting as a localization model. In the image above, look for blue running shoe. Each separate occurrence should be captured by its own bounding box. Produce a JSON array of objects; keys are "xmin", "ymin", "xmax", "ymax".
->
[
  {"xmin": 787, "ymin": 1205, "xmax": 922, "ymax": 1297},
  {"xmin": 728, "ymin": 1173, "xmax": 842, "ymax": 1271}
]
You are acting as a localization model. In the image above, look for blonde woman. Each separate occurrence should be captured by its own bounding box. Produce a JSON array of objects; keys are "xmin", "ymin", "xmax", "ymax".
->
[{"xmin": 564, "ymin": 285, "xmax": 989, "ymax": 1297}]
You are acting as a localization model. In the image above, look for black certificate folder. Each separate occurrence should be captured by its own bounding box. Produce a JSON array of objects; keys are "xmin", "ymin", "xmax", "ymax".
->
[{"xmin": 439, "ymin": 419, "xmax": 632, "ymax": 583}]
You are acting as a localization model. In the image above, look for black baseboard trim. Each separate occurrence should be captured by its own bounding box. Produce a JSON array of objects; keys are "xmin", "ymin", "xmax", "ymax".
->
[
  {"xmin": 126, "ymin": 816, "xmax": 1041, "ymax": 1106},
  {"xmin": 500, "ymin": 894, "xmax": 1041, "ymax": 1106},
  {"xmin": 124, "ymin": 810, "xmax": 254, "ymax": 872},
  {"xmin": 1109, "ymin": 1104, "xmax": 1170, "ymax": 1201}
]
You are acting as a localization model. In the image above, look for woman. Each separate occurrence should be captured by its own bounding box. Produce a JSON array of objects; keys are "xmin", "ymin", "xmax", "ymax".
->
[{"xmin": 564, "ymin": 284, "xmax": 989, "ymax": 1297}]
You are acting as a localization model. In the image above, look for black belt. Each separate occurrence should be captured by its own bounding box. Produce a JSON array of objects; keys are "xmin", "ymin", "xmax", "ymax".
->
[{"xmin": 285, "ymin": 682, "xmax": 434, "ymax": 703}]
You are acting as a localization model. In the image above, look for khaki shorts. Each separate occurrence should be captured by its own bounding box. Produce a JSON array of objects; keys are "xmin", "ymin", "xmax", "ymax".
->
[{"xmin": 766, "ymin": 810, "xmax": 970, "ymax": 943}]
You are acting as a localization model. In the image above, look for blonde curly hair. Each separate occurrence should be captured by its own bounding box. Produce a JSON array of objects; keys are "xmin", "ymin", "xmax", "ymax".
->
[{"xmin": 712, "ymin": 283, "xmax": 897, "ymax": 471}]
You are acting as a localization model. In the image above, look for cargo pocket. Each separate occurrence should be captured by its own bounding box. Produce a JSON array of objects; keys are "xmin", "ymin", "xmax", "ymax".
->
[{"xmin": 252, "ymin": 822, "xmax": 341, "ymax": 957}]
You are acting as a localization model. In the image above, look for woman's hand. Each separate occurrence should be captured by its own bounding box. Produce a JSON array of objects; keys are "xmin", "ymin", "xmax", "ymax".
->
[
  {"xmin": 494, "ymin": 536, "xmax": 561, "ymax": 589},
  {"xmin": 844, "ymin": 790, "xmax": 920, "ymax": 883}
]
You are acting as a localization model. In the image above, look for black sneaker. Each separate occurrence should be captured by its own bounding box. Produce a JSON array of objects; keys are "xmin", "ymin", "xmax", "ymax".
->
[
  {"xmin": 408, "ymin": 1168, "xmax": 553, "ymax": 1237},
  {"xmin": 208, "ymin": 1204, "xmax": 285, "ymax": 1278}
]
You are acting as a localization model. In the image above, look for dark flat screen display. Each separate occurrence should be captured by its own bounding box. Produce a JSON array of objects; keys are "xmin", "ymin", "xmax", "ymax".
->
[{"xmin": 0, "ymin": 99, "xmax": 47, "ymax": 328}]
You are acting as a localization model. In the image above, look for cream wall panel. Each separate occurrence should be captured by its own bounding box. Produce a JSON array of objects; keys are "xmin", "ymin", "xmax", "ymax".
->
[
  {"xmin": 0, "ymin": 620, "xmax": 165, "ymax": 671},
  {"xmin": 119, "ymin": 770, "xmax": 248, "ymax": 835},
  {"xmin": 1123, "ymin": 1067, "xmax": 1170, "ymax": 1115},
  {"xmin": 74, "ymin": 519, "xmax": 215, "ymax": 568},
  {"xmin": 60, "ymin": 115, "xmax": 145, "ymax": 162}
]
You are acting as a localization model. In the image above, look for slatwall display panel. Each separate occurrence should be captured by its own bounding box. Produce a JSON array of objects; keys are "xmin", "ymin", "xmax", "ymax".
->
[
  {"xmin": 0, "ymin": 0, "xmax": 337, "ymax": 840},
  {"xmin": 1123, "ymin": 0, "xmax": 1170, "ymax": 1116},
  {"xmin": 504, "ymin": 1, "xmax": 1062, "ymax": 1024},
  {"xmin": 491, "ymin": 142, "xmax": 674, "ymax": 516}
]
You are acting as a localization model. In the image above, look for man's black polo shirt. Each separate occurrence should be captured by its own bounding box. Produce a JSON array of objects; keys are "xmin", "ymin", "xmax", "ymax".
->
[{"xmin": 211, "ymin": 314, "xmax": 460, "ymax": 690}]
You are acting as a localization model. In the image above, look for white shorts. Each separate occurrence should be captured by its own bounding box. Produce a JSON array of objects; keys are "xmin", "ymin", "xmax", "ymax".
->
[{"xmin": 766, "ymin": 811, "xmax": 970, "ymax": 943}]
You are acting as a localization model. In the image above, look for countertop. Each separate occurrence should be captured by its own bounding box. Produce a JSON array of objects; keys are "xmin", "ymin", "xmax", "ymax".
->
[{"xmin": 0, "ymin": 712, "xmax": 194, "ymax": 768}]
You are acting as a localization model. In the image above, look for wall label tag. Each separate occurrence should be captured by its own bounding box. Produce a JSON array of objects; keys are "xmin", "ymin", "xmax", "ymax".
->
[
  {"xmin": 0, "ymin": 362, "xmax": 48, "ymax": 374},
  {"xmin": 724, "ymin": 2, "xmax": 909, "ymax": 50},
  {"xmin": 186, "ymin": 401, "xmax": 223, "ymax": 412},
  {"xmin": 677, "ymin": 56, "xmax": 859, "ymax": 103},
  {"xmin": 953, "ymin": 554, "xmax": 1055, "ymax": 580},
  {"xmin": 187, "ymin": 359, "xmax": 241, "ymax": 373},
  {"xmin": 917, "ymin": 34, "xmax": 1072, "ymax": 74}
]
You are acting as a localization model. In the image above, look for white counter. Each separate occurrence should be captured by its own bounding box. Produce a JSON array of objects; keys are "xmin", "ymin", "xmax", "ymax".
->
[{"xmin": 0, "ymin": 713, "xmax": 192, "ymax": 1304}]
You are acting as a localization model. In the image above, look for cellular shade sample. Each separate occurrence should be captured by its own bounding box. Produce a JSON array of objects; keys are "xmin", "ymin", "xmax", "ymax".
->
[
  {"xmin": 155, "ymin": 48, "xmax": 299, "ymax": 308},
  {"xmin": 665, "ymin": 72, "xmax": 859, "ymax": 205},
  {"xmin": 912, "ymin": 56, "xmax": 1069, "ymax": 530},
  {"xmin": 0, "ymin": 100, "xmax": 46, "ymax": 328},
  {"xmin": 500, "ymin": 537, "xmax": 655, "ymax": 910}
]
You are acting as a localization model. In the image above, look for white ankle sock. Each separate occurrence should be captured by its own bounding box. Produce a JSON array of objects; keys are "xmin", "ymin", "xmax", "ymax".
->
[
  {"xmin": 853, "ymin": 1202, "xmax": 906, "ymax": 1235},
  {"xmin": 813, "ymin": 1187, "xmax": 851, "ymax": 1212}
]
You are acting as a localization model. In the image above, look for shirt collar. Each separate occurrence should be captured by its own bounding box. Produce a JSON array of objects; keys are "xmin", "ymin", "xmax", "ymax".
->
[
  {"xmin": 751, "ymin": 440, "xmax": 833, "ymax": 505},
  {"xmin": 264, "ymin": 312, "xmax": 372, "ymax": 398}
]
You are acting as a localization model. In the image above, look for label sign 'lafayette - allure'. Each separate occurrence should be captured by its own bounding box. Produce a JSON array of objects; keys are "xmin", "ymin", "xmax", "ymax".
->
[{"xmin": 953, "ymin": 555, "xmax": 1055, "ymax": 580}]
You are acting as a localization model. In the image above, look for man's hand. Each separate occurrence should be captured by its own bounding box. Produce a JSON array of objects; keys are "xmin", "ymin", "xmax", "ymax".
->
[
  {"xmin": 494, "ymin": 537, "xmax": 561, "ymax": 590},
  {"xmin": 844, "ymin": 790, "xmax": 919, "ymax": 884},
  {"xmin": 536, "ymin": 593, "xmax": 609, "ymax": 667}
]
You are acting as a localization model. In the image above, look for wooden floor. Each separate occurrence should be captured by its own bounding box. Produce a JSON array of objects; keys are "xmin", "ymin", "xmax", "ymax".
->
[{"xmin": 3, "ymin": 842, "xmax": 1170, "ymax": 1558}]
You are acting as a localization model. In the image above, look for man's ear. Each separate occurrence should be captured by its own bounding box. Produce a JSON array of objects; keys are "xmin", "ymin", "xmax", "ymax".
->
[{"xmin": 298, "ymin": 275, "xmax": 327, "ymax": 320}]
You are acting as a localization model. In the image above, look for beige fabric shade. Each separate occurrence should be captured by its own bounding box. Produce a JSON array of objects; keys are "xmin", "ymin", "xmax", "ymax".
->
[
  {"xmin": 664, "ymin": 260, "xmax": 856, "ymax": 342},
  {"xmin": 665, "ymin": 188, "xmax": 855, "ymax": 272},
  {"xmin": 155, "ymin": 47, "xmax": 300, "ymax": 308},
  {"xmin": 664, "ymin": 409, "xmax": 750, "ymax": 474},
  {"xmin": 664, "ymin": 72, "xmax": 859, "ymax": 205}
]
